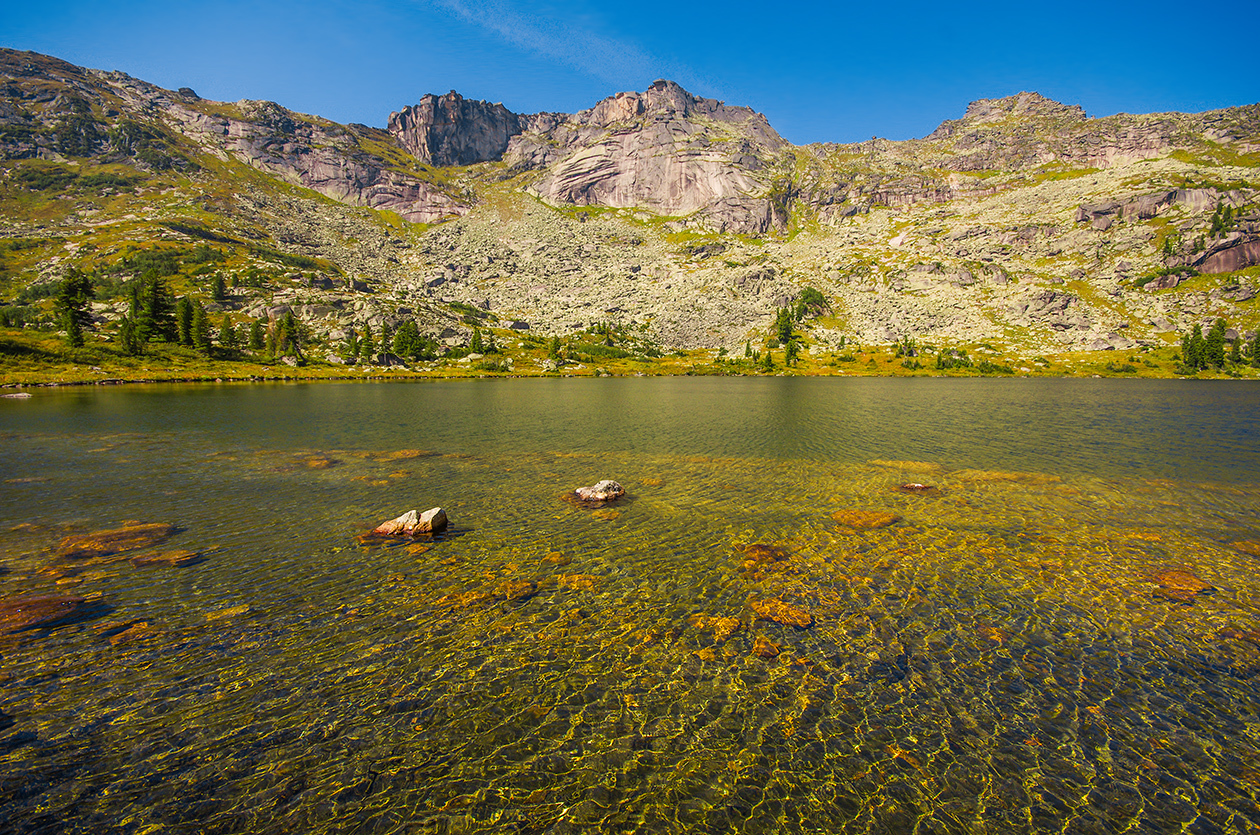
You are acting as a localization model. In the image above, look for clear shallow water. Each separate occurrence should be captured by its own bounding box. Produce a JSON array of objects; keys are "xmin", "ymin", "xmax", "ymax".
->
[{"xmin": 1, "ymin": 378, "xmax": 1259, "ymax": 833}]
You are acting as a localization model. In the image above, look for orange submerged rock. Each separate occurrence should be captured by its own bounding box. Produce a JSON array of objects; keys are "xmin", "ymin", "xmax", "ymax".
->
[
  {"xmin": 1150, "ymin": 569, "xmax": 1213, "ymax": 602},
  {"xmin": 831, "ymin": 510, "xmax": 901, "ymax": 530},
  {"xmin": 58, "ymin": 523, "xmax": 177, "ymax": 560},
  {"xmin": 131, "ymin": 549, "xmax": 203, "ymax": 568},
  {"xmin": 0, "ymin": 595, "xmax": 88, "ymax": 634},
  {"xmin": 750, "ymin": 598, "xmax": 813, "ymax": 628},
  {"xmin": 688, "ymin": 614, "xmax": 742, "ymax": 642},
  {"xmin": 752, "ymin": 635, "xmax": 782, "ymax": 658}
]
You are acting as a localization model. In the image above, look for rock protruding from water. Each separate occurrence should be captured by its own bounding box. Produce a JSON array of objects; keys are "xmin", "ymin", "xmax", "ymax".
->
[
  {"xmin": 371, "ymin": 508, "xmax": 448, "ymax": 536},
  {"xmin": 0, "ymin": 595, "xmax": 88, "ymax": 634},
  {"xmin": 572, "ymin": 480, "xmax": 625, "ymax": 503}
]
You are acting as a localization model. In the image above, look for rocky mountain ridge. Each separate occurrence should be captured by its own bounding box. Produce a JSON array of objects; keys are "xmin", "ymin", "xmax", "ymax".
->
[{"xmin": 2, "ymin": 47, "xmax": 1258, "ymax": 361}]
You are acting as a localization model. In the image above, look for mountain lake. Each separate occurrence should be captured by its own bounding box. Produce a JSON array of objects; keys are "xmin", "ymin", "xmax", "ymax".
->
[{"xmin": 1, "ymin": 377, "xmax": 1259, "ymax": 833}]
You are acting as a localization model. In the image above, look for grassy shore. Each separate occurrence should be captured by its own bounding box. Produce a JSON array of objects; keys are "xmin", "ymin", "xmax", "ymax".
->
[{"xmin": 2, "ymin": 326, "xmax": 1257, "ymax": 387}]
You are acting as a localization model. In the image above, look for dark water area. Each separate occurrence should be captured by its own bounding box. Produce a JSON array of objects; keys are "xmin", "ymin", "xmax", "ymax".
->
[{"xmin": 1, "ymin": 378, "xmax": 1259, "ymax": 833}]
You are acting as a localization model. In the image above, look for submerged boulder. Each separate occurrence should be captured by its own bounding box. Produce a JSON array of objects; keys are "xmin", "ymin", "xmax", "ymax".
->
[
  {"xmin": 831, "ymin": 509, "xmax": 901, "ymax": 530},
  {"xmin": 371, "ymin": 507, "xmax": 448, "ymax": 536},
  {"xmin": 0, "ymin": 595, "xmax": 89, "ymax": 634},
  {"xmin": 58, "ymin": 523, "xmax": 177, "ymax": 560}
]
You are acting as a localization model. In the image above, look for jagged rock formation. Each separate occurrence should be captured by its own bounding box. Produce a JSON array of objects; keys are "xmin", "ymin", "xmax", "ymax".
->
[{"xmin": 2, "ymin": 47, "xmax": 1259, "ymax": 356}]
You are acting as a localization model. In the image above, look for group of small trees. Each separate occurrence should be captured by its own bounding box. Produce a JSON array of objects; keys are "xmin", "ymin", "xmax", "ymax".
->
[
  {"xmin": 340, "ymin": 320, "xmax": 442, "ymax": 365},
  {"xmin": 1180, "ymin": 319, "xmax": 1256, "ymax": 372}
]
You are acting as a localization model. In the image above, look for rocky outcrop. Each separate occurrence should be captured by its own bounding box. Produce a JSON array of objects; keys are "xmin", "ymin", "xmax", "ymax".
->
[
  {"xmin": 1195, "ymin": 234, "xmax": 1260, "ymax": 274},
  {"xmin": 1008, "ymin": 290, "xmax": 1092, "ymax": 332},
  {"xmin": 514, "ymin": 80, "xmax": 789, "ymax": 235},
  {"xmin": 389, "ymin": 92, "xmax": 530, "ymax": 166}
]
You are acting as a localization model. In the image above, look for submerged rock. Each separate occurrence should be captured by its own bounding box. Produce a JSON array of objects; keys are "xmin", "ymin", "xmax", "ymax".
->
[
  {"xmin": 752, "ymin": 635, "xmax": 782, "ymax": 658},
  {"xmin": 750, "ymin": 598, "xmax": 813, "ymax": 628},
  {"xmin": 0, "ymin": 595, "xmax": 88, "ymax": 634},
  {"xmin": 831, "ymin": 510, "xmax": 902, "ymax": 530},
  {"xmin": 371, "ymin": 507, "xmax": 448, "ymax": 536},
  {"xmin": 1232, "ymin": 540, "xmax": 1260, "ymax": 558},
  {"xmin": 493, "ymin": 579, "xmax": 538, "ymax": 601},
  {"xmin": 688, "ymin": 614, "xmax": 742, "ymax": 642},
  {"xmin": 131, "ymin": 549, "xmax": 203, "ymax": 568},
  {"xmin": 740, "ymin": 543, "xmax": 792, "ymax": 578},
  {"xmin": 1150, "ymin": 569, "xmax": 1213, "ymax": 602},
  {"xmin": 57, "ymin": 523, "xmax": 177, "ymax": 560}
]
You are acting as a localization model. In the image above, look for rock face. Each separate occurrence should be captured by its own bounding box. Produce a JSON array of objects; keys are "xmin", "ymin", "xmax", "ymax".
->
[
  {"xmin": 513, "ymin": 80, "xmax": 790, "ymax": 235},
  {"xmin": 389, "ymin": 92, "xmax": 531, "ymax": 166},
  {"xmin": 371, "ymin": 507, "xmax": 448, "ymax": 536}
]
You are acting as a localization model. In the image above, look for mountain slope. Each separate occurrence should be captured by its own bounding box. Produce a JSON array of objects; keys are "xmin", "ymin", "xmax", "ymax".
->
[{"xmin": 2, "ymin": 47, "xmax": 1258, "ymax": 369}]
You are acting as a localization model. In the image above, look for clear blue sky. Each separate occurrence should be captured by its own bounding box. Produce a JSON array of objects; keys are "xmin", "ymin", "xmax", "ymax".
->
[{"xmin": 3, "ymin": 0, "xmax": 1258, "ymax": 144}]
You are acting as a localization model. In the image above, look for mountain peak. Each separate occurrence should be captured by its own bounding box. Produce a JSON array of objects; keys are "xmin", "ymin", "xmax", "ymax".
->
[{"xmin": 928, "ymin": 92, "xmax": 1086, "ymax": 139}]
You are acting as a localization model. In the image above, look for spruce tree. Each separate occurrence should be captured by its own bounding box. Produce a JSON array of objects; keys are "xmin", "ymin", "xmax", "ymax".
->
[
  {"xmin": 470, "ymin": 326, "xmax": 484, "ymax": 353},
  {"xmin": 117, "ymin": 315, "xmax": 143, "ymax": 355},
  {"xmin": 192, "ymin": 302, "xmax": 211, "ymax": 352},
  {"xmin": 744, "ymin": 340, "xmax": 752, "ymax": 358},
  {"xmin": 218, "ymin": 313, "xmax": 235, "ymax": 350},
  {"xmin": 785, "ymin": 339, "xmax": 799, "ymax": 367},
  {"xmin": 360, "ymin": 322, "xmax": 376, "ymax": 359},
  {"xmin": 761, "ymin": 350, "xmax": 774, "ymax": 373},
  {"xmin": 212, "ymin": 273, "xmax": 228, "ymax": 303},
  {"xmin": 1187, "ymin": 324, "xmax": 1206, "ymax": 369},
  {"xmin": 1229, "ymin": 336, "xmax": 1243, "ymax": 364},
  {"xmin": 1205, "ymin": 319, "xmax": 1227, "ymax": 367},
  {"xmin": 55, "ymin": 266, "xmax": 94, "ymax": 348},
  {"xmin": 344, "ymin": 327, "xmax": 359, "ymax": 363},
  {"xmin": 380, "ymin": 323, "xmax": 393, "ymax": 356},
  {"xmin": 249, "ymin": 319, "xmax": 265, "ymax": 351},
  {"xmin": 176, "ymin": 297, "xmax": 194, "ymax": 346},
  {"xmin": 278, "ymin": 311, "xmax": 301, "ymax": 357}
]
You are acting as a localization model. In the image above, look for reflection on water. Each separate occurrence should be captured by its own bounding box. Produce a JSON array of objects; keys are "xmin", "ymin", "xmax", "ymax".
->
[{"xmin": 1, "ymin": 378, "xmax": 1259, "ymax": 833}]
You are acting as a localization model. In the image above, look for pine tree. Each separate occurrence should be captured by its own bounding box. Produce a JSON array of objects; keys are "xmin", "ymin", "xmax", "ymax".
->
[
  {"xmin": 55, "ymin": 266, "xmax": 94, "ymax": 348},
  {"xmin": 249, "ymin": 319, "xmax": 265, "ymax": 351},
  {"xmin": 1205, "ymin": 319, "xmax": 1227, "ymax": 367},
  {"xmin": 761, "ymin": 350, "xmax": 774, "ymax": 373},
  {"xmin": 192, "ymin": 302, "xmax": 211, "ymax": 352},
  {"xmin": 211, "ymin": 273, "xmax": 228, "ymax": 303},
  {"xmin": 360, "ymin": 322, "xmax": 376, "ymax": 359},
  {"xmin": 344, "ymin": 327, "xmax": 360, "ymax": 362},
  {"xmin": 1185, "ymin": 324, "xmax": 1206, "ymax": 369},
  {"xmin": 380, "ymin": 323, "xmax": 393, "ymax": 356},
  {"xmin": 775, "ymin": 307, "xmax": 793, "ymax": 345},
  {"xmin": 785, "ymin": 339, "xmax": 799, "ymax": 366},
  {"xmin": 117, "ymin": 315, "xmax": 143, "ymax": 355},
  {"xmin": 264, "ymin": 326, "xmax": 277, "ymax": 361},
  {"xmin": 470, "ymin": 326, "xmax": 484, "ymax": 353},
  {"xmin": 176, "ymin": 297, "xmax": 194, "ymax": 346},
  {"xmin": 218, "ymin": 313, "xmax": 235, "ymax": 349},
  {"xmin": 1229, "ymin": 336, "xmax": 1243, "ymax": 364},
  {"xmin": 278, "ymin": 311, "xmax": 301, "ymax": 357},
  {"xmin": 744, "ymin": 340, "xmax": 752, "ymax": 359}
]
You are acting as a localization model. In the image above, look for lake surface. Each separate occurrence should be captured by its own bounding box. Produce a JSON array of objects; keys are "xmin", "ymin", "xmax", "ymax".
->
[{"xmin": 2, "ymin": 377, "xmax": 1259, "ymax": 833}]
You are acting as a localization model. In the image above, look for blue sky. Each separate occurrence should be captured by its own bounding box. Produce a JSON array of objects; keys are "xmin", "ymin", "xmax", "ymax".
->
[{"xmin": 4, "ymin": 0, "xmax": 1258, "ymax": 144}]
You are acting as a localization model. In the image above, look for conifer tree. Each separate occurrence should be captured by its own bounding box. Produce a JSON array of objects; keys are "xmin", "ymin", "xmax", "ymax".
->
[
  {"xmin": 380, "ymin": 323, "xmax": 393, "ymax": 356},
  {"xmin": 785, "ymin": 339, "xmax": 799, "ymax": 367},
  {"xmin": 117, "ymin": 315, "xmax": 143, "ymax": 355},
  {"xmin": 761, "ymin": 350, "xmax": 774, "ymax": 373},
  {"xmin": 55, "ymin": 266, "xmax": 94, "ymax": 348},
  {"xmin": 192, "ymin": 301, "xmax": 211, "ymax": 352},
  {"xmin": 343, "ymin": 327, "xmax": 359, "ymax": 363},
  {"xmin": 1229, "ymin": 336, "xmax": 1243, "ymax": 364},
  {"xmin": 470, "ymin": 326, "xmax": 484, "ymax": 354},
  {"xmin": 176, "ymin": 297, "xmax": 194, "ymax": 346},
  {"xmin": 249, "ymin": 319, "xmax": 265, "ymax": 351},
  {"xmin": 1205, "ymin": 319, "xmax": 1227, "ymax": 367},
  {"xmin": 744, "ymin": 340, "xmax": 752, "ymax": 358},
  {"xmin": 218, "ymin": 313, "xmax": 235, "ymax": 349},
  {"xmin": 212, "ymin": 273, "xmax": 228, "ymax": 303},
  {"xmin": 360, "ymin": 322, "xmax": 376, "ymax": 359}
]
